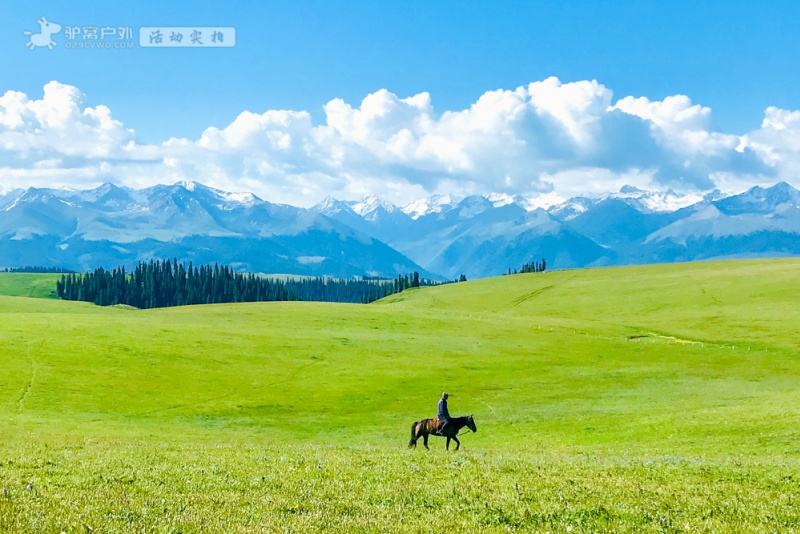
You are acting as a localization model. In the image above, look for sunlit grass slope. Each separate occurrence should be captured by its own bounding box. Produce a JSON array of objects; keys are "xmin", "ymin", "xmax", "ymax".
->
[
  {"xmin": 0, "ymin": 273, "xmax": 60, "ymax": 299},
  {"xmin": 2, "ymin": 260, "xmax": 800, "ymax": 532},
  {"xmin": 1, "ymin": 259, "xmax": 799, "ymax": 452}
]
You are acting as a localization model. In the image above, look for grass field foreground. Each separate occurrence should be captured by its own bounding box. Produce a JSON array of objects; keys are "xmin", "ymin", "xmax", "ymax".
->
[{"xmin": 1, "ymin": 260, "xmax": 800, "ymax": 532}]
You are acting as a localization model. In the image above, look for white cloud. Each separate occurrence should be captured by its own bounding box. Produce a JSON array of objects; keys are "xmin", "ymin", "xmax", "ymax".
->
[
  {"xmin": 0, "ymin": 78, "xmax": 792, "ymax": 206},
  {"xmin": 539, "ymin": 167, "xmax": 661, "ymax": 197},
  {"xmin": 0, "ymin": 82, "xmax": 134, "ymax": 163},
  {"xmin": 739, "ymin": 107, "xmax": 800, "ymax": 178}
]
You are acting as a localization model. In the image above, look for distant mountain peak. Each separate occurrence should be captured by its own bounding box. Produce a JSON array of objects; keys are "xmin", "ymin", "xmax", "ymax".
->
[
  {"xmin": 607, "ymin": 186, "xmax": 707, "ymax": 213},
  {"xmin": 401, "ymin": 193, "xmax": 463, "ymax": 219},
  {"xmin": 715, "ymin": 181, "xmax": 800, "ymax": 215},
  {"xmin": 769, "ymin": 181, "xmax": 799, "ymax": 196},
  {"xmin": 313, "ymin": 196, "xmax": 354, "ymax": 216},
  {"xmin": 178, "ymin": 180, "xmax": 198, "ymax": 192},
  {"xmin": 619, "ymin": 184, "xmax": 644, "ymax": 194},
  {"xmin": 351, "ymin": 194, "xmax": 399, "ymax": 217},
  {"xmin": 457, "ymin": 195, "xmax": 494, "ymax": 219},
  {"xmin": 487, "ymin": 192, "xmax": 518, "ymax": 207}
]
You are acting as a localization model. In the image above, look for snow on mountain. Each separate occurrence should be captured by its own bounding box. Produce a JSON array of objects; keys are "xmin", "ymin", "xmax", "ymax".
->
[
  {"xmin": 4, "ymin": 180, "xmax": 800, "ymax": 279},
  {"xmin": 313, "ymin": 196, "xmax": 353, "ymax": 216},
  {"xmin": 0, "ymin": 181, "xmax": 432, "ymax": 278},
  {"xmin": 179, "ymin": 180, "xmax": 197, "ymax": 191},
  {"xmin": 703, "ymin": 189, "xmax": 726, "ymax": 203},
  {"xmin": 548, "ymin": 186, "xmax": 714, "ymax": 220},
  {"xmin": 715, "ymin": 182, "xmax": 800, "ymax": 215},
  {"xmin": 0, "ymin": 188, "xmax": 81, "ymax": 240},
  {"xmin": 518, "ymin": 192, "xmax": 567, "ymax": 211},
  {"xmin": 221, "ymin": 191, "xmax": 259, "ymax": 208},
  {"xmin": 0, "ymin": 189, "xmax": 25, "ymax": 211},
  {"xmin": 403, "ymin": 192, "xmax": 563, "ymax": 219},
  {"xmin": 401, "ymin": 193, "xmax": 463, "ymax": 219},
  {"xmin": 486, "ymin": 193, "xmax": 520, "ymax": 208},
  {"xmin": 350, "ymin": 194, "xmax": 400, "ymax": 219},
  {"xmin": 484, "ymin": 192, "xmax": 561, "ymax": 211},
  {"xmin": 456, "ymin": 195, "xmax": 494, "ymax": 219},
  {"xmin": 391, "ymin": 204, "xmax": 604, "ymax": 279},
  {"xmin": 611, "ymin": 185, "xmax": 706, "ymax": 212},
  {"xmin": 548, "ymin": 196, "xmax": 601, "ymax": 221}
]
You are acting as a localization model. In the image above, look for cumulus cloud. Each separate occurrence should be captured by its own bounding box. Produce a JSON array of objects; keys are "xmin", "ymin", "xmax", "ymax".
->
[
  {"xmin": 0, "ymin": 81, "xmax": 134, "ymax": 161},
  {"xmin": 0, "ymin": 78, "xmax": 793, "ymax": 205}
]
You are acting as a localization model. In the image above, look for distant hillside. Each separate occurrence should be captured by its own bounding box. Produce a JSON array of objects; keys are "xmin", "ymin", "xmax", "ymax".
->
[
  {"xmin": 2, "ymin": 257, "xmax": 800, "ymax": 450},
  {"xmin": 0, "ymin": 273, "xmax": 60, "ymax": 299}
]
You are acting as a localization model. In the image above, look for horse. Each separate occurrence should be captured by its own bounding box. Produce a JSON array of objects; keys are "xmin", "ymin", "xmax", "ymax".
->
[{"xmin": 408, "ymin": 415, "xmax": 477, "ymax": 451}]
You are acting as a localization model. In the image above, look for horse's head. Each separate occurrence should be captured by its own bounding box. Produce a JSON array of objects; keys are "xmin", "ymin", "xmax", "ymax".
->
[
  {"xmin": 38, "ymin": 17, "xmax": 61, "ymax": 34},
  {"xmin": 466, "ymin": 414, "xmax": 477, "ymax": 433}
]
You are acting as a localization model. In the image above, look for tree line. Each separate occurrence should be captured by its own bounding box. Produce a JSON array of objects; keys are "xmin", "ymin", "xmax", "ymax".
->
[
  {"xmin": 2, "ymin": 265, "xmax": 75, "ymax": 273},
  {"xmin": 287, "ymin": 272, "xmax": 450, "ymax": 304},
  {"xmin": 56, "ymin": 259, "xmax": 459, "ymax": 309},
  {"xmin": 506, "ymin": 257, "xmax": 547, "ymax": 275}
]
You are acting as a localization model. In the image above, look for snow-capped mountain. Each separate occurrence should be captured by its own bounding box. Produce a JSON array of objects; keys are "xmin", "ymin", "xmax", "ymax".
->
[
  {"xmin": 0, "ymin": 182, "xmax": 432, "ymax": 278},
  {"xmin": 643, "ymin": 183, "xmax": 800, "ymax": 257},
  {"xmin": 312, "ymin": 194, "xmax": 413, "ymax": 243},
  {"xmin": 611, "ymin": 185, "xmax": 706, "ymax": 213},
  {"xmin": 3, "ymin": 181, "xmax": 800, "ymax": 280},
  {"xmin": 309, "ymin": 182, "xmax": 800, "ymax": 278},
  {"xmin": 351, "ymin": 194, "xmax": 402, "ymax": 220},
  {"xmin": 548, "ymin": 196, "xmax": 601, "ymax": 221},
  {"xmin": 714, "ymin": 182, "xmax": 800, "ymax": 215},
  {"xmin": 401, "ymin": 193, "xmax": 463, "ymax": 219},
  {"xmin": 313, "ymin": 195, "xmax": 353, "ymax": 217}
]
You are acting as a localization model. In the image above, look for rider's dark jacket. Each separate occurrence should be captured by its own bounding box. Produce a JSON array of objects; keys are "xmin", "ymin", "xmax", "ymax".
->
[{"xmin": 437, "ymin": 398, "xmax": 450, "ymax": 422}]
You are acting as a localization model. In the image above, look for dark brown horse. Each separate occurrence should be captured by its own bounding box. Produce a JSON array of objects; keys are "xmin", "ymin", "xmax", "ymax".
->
[{"xmin": 408, "ymin": 415, "xmax": 477, "ymax": 450}]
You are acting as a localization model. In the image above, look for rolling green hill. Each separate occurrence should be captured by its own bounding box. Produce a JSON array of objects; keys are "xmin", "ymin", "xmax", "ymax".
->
[
  {"xmin": 1, "ymin": 260, "xmax": 799, "ymax": 532},
  {"xmin": 0, "ymin": 273, "xmax": 60, "ymax": 299}
]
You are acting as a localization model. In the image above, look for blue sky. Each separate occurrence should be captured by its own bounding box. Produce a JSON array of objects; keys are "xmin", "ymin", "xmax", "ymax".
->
[{"xmin": 2, "ymin": 1, "xmax": 800, "ymax": 205}]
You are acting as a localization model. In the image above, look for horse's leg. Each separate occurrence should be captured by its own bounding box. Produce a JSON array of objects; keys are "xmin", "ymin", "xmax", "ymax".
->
[
  {"xmin": 446, "ymin": 437, "xmax": 451, "ymax": 450},
  {"xmin": 453, "ymin": 436, "xmax": 461, "ymax": 450},
  {"xmin": 423, "ymin": 433, "xmax": 430, "ymax": 450}
]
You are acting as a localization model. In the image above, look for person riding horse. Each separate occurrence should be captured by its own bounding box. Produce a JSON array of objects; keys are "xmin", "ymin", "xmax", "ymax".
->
[
  {"xmin": 408, "ymin": 391, "xmax": 478, "ymax": 451},
  {"xmin": 437, "ymin": 392, "xmax": 451, "ymax": 434}
]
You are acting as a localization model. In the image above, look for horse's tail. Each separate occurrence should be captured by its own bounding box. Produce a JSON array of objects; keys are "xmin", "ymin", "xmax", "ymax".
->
[{"xmin": 408, "ymin": 421, "xmax": 418, "ymax": 447}]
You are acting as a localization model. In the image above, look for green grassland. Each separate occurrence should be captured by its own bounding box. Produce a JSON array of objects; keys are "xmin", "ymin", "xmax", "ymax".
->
[
  {"xmin": 0, "ymin": 273, "xmax": 60, "ymax": 299},
  {"xmin": 1, "ymin": 260, "xmax": 800, "ymax": 532}
]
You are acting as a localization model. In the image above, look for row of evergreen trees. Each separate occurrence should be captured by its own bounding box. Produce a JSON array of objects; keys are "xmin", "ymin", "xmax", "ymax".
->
[
  {"xmin": 56, "ymin": 260, "xmax": 293, "ymax": 308},
  {"xmin": 520, "ymin": 258, "xmax": 547, "ymax": 273},
  {"xmin": 2, "ymin": 265, "xmax": 75, "ymax": 273},
  {"xmin": 287, "ymin": 272, "xmax": 448, "ymax": 304},
  {"xmin": 506, "ymin": 257, "xmax": 547, "ymax": 275},
  {"xmin": 56, "ymin": 259, "xmax": 454, "ymax": 309}
]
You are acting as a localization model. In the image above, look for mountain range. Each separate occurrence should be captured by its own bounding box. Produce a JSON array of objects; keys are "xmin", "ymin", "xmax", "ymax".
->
[
  {"xmin": 0, "ymin": 182, "xmax": 432, "ymax": 279},
  {"xmin": 2, "ymin": 181, "xmax": 800, "ymax": 280}
]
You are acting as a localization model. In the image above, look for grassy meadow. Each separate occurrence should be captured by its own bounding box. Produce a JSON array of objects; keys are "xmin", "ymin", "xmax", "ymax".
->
[
  {"xmin": 1, "ymin": 260, "xmax": 800, "ymax": 532},
  {"xmin": 0, "ymin": 273, "xmax": 60, "ymax": 299}
]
